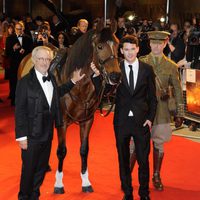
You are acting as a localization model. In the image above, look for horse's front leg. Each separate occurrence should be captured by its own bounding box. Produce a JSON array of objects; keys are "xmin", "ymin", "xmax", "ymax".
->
[
  {"xmin": 54, "ymin": 124, "xmax": 67, "ymax": 194},
  {"xmin": 80, "ymin": 116, "xmax": 94, "ymax": 193}
]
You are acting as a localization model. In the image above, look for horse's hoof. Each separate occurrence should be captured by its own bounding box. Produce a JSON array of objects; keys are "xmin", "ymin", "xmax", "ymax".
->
[
  {"xmin": 82, "ymin": 185, "xmax": 94, "ymax": 193},
  {"xmin": 54, "ymin": 187, "xmax": 65, "ymax": 194}
]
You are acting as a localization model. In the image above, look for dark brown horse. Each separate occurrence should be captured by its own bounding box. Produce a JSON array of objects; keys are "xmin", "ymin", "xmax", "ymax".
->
[{"xmin": 51, "ymin": 22, "xmax": 121, "ymax": 194}]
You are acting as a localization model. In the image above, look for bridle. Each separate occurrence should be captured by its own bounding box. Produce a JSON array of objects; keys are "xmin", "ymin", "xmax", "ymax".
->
[
  {"xmin": 92, "ymin": 39, "xmax": 120, "ymax": 117},
  {"xmin": 63, "ymin": 36, "xmax": 120, "ymax": 122}
]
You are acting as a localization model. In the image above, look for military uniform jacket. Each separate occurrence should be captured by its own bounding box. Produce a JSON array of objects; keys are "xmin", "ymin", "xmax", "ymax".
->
[{"xmin": 140, "ymin": 53, "xmax": 184, "ymax": 125}]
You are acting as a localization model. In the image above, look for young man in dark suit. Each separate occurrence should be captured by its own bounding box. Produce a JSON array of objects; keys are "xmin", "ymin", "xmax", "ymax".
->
[
  {"xmin": 114, "ymin": 35, "xmax": 157, "ymax": 200},
  {"xmin": 15, "ymin": 46, "xmax": 85, "ymax": 200}
]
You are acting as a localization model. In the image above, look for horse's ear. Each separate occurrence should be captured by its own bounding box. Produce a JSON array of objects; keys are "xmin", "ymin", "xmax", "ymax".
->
[
  {"xmin": 95, "ymin": 18, "xmax": 104, "ymax": 33},
  {"xmin": 110, "ymin": 19, "xmax": 117, "ymax": 34}
]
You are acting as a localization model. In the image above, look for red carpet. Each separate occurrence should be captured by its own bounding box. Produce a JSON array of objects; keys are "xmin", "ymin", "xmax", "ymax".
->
[{"xmin": 0, "ymin": 74, "xmax": 200, "ymax": 200}]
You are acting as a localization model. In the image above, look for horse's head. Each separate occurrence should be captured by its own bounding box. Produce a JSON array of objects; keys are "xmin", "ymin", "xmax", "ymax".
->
[{"xmin": 92, "ymin": 20, "xmax": 121, "ymax": 85}]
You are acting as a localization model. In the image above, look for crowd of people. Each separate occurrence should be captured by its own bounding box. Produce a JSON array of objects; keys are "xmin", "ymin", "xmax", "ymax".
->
[
  {"xmin": 0, "ymin": 12, "xmax": 199, "ymax": 200},
  {"xmin": 0, "ymin": 14, "xmax": 89, "ymax": 106}
]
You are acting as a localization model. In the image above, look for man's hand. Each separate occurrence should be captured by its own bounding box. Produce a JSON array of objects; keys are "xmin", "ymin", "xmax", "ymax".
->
[
  {"xmin": 174, "ymin": 117, "xmax": 184, "ymax": 128},
  {"xmin": 143, "ymin": 120, "xmax": 152, "ymax": 130},
  {"xmin": 18, "ymin": 139, "xmax": 28, "ymax": 150},
  {"xmin": 13, "ymin": 43, "xmax": 21, "ymax": 51},
  {"xmin": 168, "ymin": 41, "xmax": 175, "ymax": 52},
  {"xmin": 90, "ymin": 62, "xmax": 100, "ymax": 76},
  {"xmin": 19, "ymin": 48, "xmax": 25, "ymax": 54},
  {"xmin": 71, "ymin": 69, "xmax": 85, "ymax": 83}
]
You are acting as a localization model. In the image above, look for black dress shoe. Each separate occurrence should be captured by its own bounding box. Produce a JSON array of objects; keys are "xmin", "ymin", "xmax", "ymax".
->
[
  {"xmin": 122, "ymin": 194, "xmax": 133, "ymax": 200},
  {"xmin": 140, "ymin": 196, "xmax": 150, "ymax": 200},
  {"xmin": 46, "ymin": 164, "xmax": 52, "ymax": 172}
]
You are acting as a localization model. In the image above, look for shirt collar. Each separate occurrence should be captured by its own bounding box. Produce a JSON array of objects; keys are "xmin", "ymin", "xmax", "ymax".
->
[
  {"xmin": 124, "ymin": 58, "xmax": 139, "ymax": 68},
  {"xmin": 35, "ymin": 68, "xmax": 48, "ymax": 81}
]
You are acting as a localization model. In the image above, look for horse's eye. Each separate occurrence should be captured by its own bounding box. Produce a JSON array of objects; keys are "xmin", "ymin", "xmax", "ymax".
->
[{"xmin": 97, "ymin": 45, "xmax": 103, "ymax": 50}]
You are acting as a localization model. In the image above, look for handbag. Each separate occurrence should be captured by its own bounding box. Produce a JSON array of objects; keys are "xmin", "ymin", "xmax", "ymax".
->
[
  {"xmin": 167, "ymin": 85, "xmax": 176, "ymax": 114},
  {"xmin": 155, "ymin": 74, "xmax": 177, "ymax": 114}
]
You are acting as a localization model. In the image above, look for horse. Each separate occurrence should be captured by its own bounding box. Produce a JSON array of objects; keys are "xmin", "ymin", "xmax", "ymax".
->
[{"xmin": 50, "ymin": 21, "xmax": 121, "ymax": 194}]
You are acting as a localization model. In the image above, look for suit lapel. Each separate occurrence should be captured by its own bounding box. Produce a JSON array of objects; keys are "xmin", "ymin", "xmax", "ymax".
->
[
  {"xmin": 133, "ymin": 61, "xmax": 144, "ymax": 95},
  {"xmin": 121, "ymin": 61, "xmax": 132, "ymax": 94},
  {"xmin": 122, "ymin": 60, "xmax": 145, "ymax": 96}
]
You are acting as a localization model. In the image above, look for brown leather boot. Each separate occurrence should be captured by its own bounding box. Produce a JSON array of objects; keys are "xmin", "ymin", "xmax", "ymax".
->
[{"xmin": 152, "ymin": 147, "xmax": 164, "ymax": 191}]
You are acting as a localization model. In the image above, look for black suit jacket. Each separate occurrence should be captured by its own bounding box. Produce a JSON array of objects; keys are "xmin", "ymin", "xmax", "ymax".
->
[
  {"xmin": 15, "ymin": 68, "xmax": 74, "ymax": 143},
  {"xmin": 5, "ymin": 33, "xmax": 33, "ymax": 73},
  {"xmin": 113, "ymin": 60, "xmax": 157, "ymax": 127}
]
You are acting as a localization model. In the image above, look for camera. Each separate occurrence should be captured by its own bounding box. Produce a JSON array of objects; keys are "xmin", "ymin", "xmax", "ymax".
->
[
  {"xmin": 42, "ymin": 32, "xmax": 48, "ymax": 39},
  {"xmin": 188, "ymin": 31, "xmax": 200, "ymax": 46}
]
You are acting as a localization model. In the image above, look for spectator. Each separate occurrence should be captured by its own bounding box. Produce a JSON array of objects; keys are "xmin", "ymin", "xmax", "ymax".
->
[{"xmin": 5, "ymin": 22, "xmax": 33, "ymax": 106}]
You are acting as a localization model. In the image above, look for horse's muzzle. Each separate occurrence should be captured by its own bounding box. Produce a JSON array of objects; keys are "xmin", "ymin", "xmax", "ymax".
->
[{"xmin": 109, "ymin": 72, "xmax": 122, "ymax": 84}]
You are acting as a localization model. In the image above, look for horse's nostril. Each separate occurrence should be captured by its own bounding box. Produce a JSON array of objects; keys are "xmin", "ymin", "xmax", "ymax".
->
[{"xmin": 109, "ymin": 72, "xmax": 121, "ymax": 83}]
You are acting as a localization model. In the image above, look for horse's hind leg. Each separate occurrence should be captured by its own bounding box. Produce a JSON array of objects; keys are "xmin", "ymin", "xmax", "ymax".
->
[
  {"xmin": 54, "ymin": 124, "xmax": 67, "ymax": 194},
  {"xmin": 80, "ymin": 117, "xmax": 94, "ymax": 193}
]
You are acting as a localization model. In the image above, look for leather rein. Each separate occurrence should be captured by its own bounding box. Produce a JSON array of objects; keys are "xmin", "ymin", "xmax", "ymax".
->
[{"xmin": 64, "ymin": 40, "xmax": 119, "ymax": 122}]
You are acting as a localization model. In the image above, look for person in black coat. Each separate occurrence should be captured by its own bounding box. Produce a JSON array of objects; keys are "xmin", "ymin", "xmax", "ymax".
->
[
  {"xmin": 164, "ymin": 23, "xmax": 185, "ymax": 63},
  {"xmin": 5, "ymin": 22, "xmax": 33, "ymax": 105},
  {"xmin": 15, "ymin": 46, "xmax": 85, "ymax": 200},
  {"xmin": 114, "ymin": 35, "xmax": 157, "ymax": 200}
]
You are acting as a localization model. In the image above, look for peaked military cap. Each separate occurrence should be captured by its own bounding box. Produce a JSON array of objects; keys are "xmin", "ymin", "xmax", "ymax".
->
[{"xmin": 147, "ymin": 31, "xmax": 170, "ymax": 43}]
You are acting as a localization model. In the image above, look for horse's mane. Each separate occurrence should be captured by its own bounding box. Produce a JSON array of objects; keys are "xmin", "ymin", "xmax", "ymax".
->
[
  {"xmin": 64, "ymin": 29, "xmax": 95, "ymax": 78},
  {"xmin": 99, "ymin": 27, "xmax": 116, "ymax": 43},
  {"xmin": 63, "ymin": 27, "xmax": 118, "ymax": 79}
]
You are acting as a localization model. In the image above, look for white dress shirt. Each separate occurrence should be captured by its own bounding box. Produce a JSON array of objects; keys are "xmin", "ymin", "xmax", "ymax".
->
[
  {"xmin": 17, "ymin": 35, "xmax": 23, "ymax": 46},
  {"xmin": 124, "ymin": 58, "xmax": 139, "ymax": 116},
  {"xmin": 35, "ymin": 69, "xmax": 53, "ymax": 107}
]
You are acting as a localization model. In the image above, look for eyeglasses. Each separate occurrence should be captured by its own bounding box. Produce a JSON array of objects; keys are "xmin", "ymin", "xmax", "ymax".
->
[
  {"xmin": 36, "ymin": 57, "xmax": 52, "ymax": 62},
  {"xmin": 15, "ymin": 28, "xmax": 22, "ymax": 30}
]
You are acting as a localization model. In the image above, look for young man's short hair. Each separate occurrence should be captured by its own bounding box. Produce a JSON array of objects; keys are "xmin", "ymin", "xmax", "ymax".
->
[{"xmin": 119, "ymin": 35, "xmax": 139, "ymax": 49}]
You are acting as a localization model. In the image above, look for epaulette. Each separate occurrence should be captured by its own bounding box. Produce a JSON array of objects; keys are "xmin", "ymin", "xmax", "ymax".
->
[
  {"xmin": 139, "ymin": 55, "xmax": 149, "ymax": 62},
  {"xmin": 164, "ymin": 55, "xmax": 178, "ymax": 68}
]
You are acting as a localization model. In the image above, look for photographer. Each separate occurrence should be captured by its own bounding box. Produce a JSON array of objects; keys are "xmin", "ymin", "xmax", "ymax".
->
[
  {"xmin": 186, "ymin": 25, "xmax": 200, "ymax": 69},
  {"xmin": 34, "ymin": 24, "xmax": 58, "ymax": 49},
  {"xmin": 164, "ymin": 23, "xmax": 185, "ymax": 63},
  {"xmin": 136, "ymin": 19, "xmax": 153, "ymax": 57},
  {"xmin": 115, "ymin": 16, "xmax": 126, "ymax": 40}
]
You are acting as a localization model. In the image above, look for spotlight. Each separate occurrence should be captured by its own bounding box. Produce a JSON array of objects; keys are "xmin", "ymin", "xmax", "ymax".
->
[
  {"xmin": 127, "ymin": 15, "xmax": 135, "ymax": 21},
  {"xmin": 123, "ymin": 11, "xmax": 136, "ymax": 22},
  {"xmin": 160, "ymin": 17, "xmax": 165, "ymax": 23}
]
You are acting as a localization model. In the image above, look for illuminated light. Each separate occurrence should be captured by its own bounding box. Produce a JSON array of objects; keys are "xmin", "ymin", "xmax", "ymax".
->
[
  {"xmin": 127, "ymin": 15, "xmax": 135, "ymax": 21},
  {"xmin": 123, "ymin": 11, "xmax": 136, "ymax": 22},
  {"xmin": 160, "ymin": 17, "xmax": 165, "ymax": 23}
]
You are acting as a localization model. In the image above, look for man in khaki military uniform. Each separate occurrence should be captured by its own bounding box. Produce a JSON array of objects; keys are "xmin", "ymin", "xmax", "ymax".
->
[{"xmin": 129, "ymin": 31, "xmax": 184, "ymax": 191}]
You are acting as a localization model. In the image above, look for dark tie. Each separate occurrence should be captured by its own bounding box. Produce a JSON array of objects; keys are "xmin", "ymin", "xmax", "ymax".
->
[
  {"xmin": 42, "ymin": 75, "xmax": 51, "ymax": 82},
  {"xmin": 128, "ymin": 65, "xmax": 134, "ymax": 94}
]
